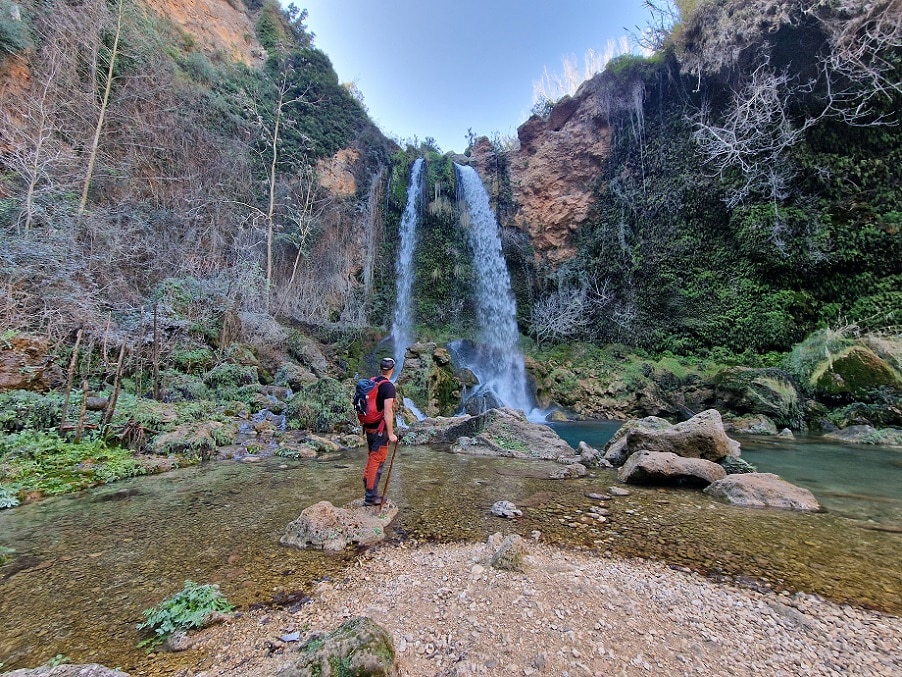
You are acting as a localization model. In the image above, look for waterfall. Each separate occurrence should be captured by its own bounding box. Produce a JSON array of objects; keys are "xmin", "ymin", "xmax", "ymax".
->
[
  {"xmin": 454, "ymin": 163, "xmax": 536, "ymax": 417},
  {"xmin": 390, "ymin": 158, "xmax": 424, "ymax": 372}
]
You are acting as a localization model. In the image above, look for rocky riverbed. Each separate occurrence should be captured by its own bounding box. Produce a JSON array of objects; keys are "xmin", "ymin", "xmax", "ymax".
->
[{"xmin": 156, "ymin": 539, "xmax": 901, "ymax": 676}]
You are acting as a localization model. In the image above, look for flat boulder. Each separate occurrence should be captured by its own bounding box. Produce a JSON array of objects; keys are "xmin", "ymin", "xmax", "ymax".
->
[
  {"xmin": 407, "ymin": 408, "xmax": 575, "ymax": 461},
  {"xmin": 280, "ymin": 500, "xmax": 398, "ymax": 551},
  {"xmin": 625, "ymin": 409, "xmax": 739, "ymax": 461},
  {"xmin": 704, "ymin": 473, "xmax": 822, "ymax": 512},
  {"xmin": 618, "ymin": 450, "xmax": 726, "ymax": 487}
]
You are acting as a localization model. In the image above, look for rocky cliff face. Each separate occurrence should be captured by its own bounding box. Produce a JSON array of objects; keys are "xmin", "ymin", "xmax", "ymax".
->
[
  {"xmin": 507, "ymin": 77, "xmax": 613, "ymax": 265},
  {"xmin": 144, "ymin": 0, "xmax": 262, "ymax": 64}
]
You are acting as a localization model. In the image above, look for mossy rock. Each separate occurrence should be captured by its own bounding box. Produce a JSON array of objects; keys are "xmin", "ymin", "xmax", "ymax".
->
[
  {"xmin": 151, "ymin": 421, "xmax": 239, "ymax": 459},
  {"xmin": 162, "ymin": 372, "xmax": 210, "ymax": 402},
  {"xmin": 811, "ymin": 345, "xmax": 901, "ymax": 399},
  {"xmin": 274, "ymin": 362, "xmax": 319, "ymax": 390},
  {"xmin": 397, "ymin": 344, "xmax": 462, "ymax": 417},
  {"xmin": 202, "ymin": 363, "xmax": 259, "ymax": 390},
  {"xmin": 170, "ymin": 346, "xmax": 215, "ymax": 374},
  {"xmin": 286, "ymin": 377, "xmax": 356, "ymax": 433},
  {"xmin": 287, "ymin": 332, "xmax": 329, "ymax": 376},
  {"xmin": 713, "ymin": 367, "xmax": 801, "ymax": 428},
  {"xmin": 278, "ymin": 616, "xmax": 397, "ymax": 676}
]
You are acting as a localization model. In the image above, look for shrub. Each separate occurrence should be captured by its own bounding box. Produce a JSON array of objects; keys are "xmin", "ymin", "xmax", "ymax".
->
[
  {"xmin": 0, "ymin": 0, "xmax": 30, "ymax": 57},
  {"xmin": 137, "ymin": 580, "xmax": 233, "ymax": 648},
  {"xmin": 0, "ymin": 391, "xmax": 62, "ymax": 432},
  {"xmin": 202, "ymin": 363, "xmax": 259, "ymax": 389},
  {"xmin": 285, "ymin": 377, "xmax": 355, "ymax": 433}
]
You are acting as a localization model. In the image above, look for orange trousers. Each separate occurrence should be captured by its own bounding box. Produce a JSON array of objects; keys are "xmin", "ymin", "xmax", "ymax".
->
[{"xmin": 363, "ymin": 431, "xmax": 389, "ymax": 497}]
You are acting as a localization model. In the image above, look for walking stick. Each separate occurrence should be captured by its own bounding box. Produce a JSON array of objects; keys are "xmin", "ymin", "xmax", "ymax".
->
[{"xmin": 378, "ymin": 439, "xmax": 400, "ymax": 512}]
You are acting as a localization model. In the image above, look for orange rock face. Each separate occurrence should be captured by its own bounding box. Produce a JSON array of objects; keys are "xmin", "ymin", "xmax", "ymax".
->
[
  {"xmin": 0, "ymin": 335, "xmax": 59, "ymax": 392},
  {"xmin": 508, "ymin": 83, "xmax": 613, "ymax": 266},
  {"xmin": 144, "ymin": 0, "xmax": 261, "ymax": 64},
  {"xmin": 316, "ymin": 148, "xmax": 361, "ymax": 198}
]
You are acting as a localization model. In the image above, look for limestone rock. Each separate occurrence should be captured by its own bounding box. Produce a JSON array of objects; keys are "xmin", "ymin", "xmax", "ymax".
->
[
  {"xmin": 704, "ymin": 473, "xmax": 822, "ymax": 512},
  {"xmin": 723, "ymin": 414, "xmax": 778, "ymax": 436},
  {"xmin": 602, "ymin": 416, "xmax": 672, "ymax": 466},
  {"xmin": 406, "ymin": 408, "xmax": 575, "ymax": 461},
  {"xmin": 713, "ymin": 367, "xmax": 801, "ymax": 428},
  {"xmin": 277, "ymin": 616, "xmax": 398, "ymax": 676},
  {"xmin": 490, "ymin": 500, "xmax": 522, "ymax": 518},
  {"xmin": 0, "ymin": 334, "xmax": 62, "ymax": 392},
  {"xmin": 777, "ymin": 428, "xmax": 795, "ymax": 439},
  {"xmin": 549, "ymin": 463, "xmax": 588, "ymax": 479},
  {"xmin": 625, "ymin": 409, "xmax": 739, "ymax": 461},
  {"xmin": 824, "ymin": 425, "xmax": 902, "ymax": 446},
  {"xmin": 486, "ymin": 532, "xmax": 528, "ymax": 571},
  {"xmin": 280, "ymin": 500, "xmax": 399, "ymax": 551},
  {"xmin": 619, "ymin": 450, "xmax": 726, "ymax": 487},
  {"xmin": 811, "ymin": 345, "xmax": 901, "ymax": 398}
]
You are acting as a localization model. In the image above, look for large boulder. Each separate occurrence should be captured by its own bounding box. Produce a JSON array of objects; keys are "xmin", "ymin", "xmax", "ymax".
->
[
  {"xmin": 619, "ymin": 450, "xmax": 726, "ymax": 487},
  {"xmin": 704, "ymin": 473, "xmax": 822, "ymax": 512},
  {"xmin": 722, "ymin": 413, "xmax": 779, "ymax": 436},
  {"xmin": 276, "ymin": 616, "xmax": 398, "ymax": 676},
  {"xmin": 602, "ymin": 416, "xmax": 672, "ymax": 466},
  {"xmin": 713, "ymin": 367, "xmax": 801, "ymax": 428},
  {"xmin": 396, "ymin": 343, "xmax": 463, "ymax": 418},
  {"xmin": 406, "ymin": 408, "xmax": 575, "ymax": 461},
  {"xmin": 811, "ymin": 345, "xmax": 901, "ymax": 399},
  {"xmin": 280, "ymin": 500, "xmax": 399, "ymax": 551},
  {"xmin": 624, "ymin": 409, "xmax": 740, "ymax": 461}
]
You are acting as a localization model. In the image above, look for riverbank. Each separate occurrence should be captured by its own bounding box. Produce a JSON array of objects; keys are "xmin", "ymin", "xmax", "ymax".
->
[{"xmin": 160, "ymin": 539, "xmax": 901, "ymax": 676}]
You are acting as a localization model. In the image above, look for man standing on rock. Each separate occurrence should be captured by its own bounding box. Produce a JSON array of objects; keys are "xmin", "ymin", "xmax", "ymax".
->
[{"xmin": 362, "ymin": 357, "xmax": 398, "ymax": 506}]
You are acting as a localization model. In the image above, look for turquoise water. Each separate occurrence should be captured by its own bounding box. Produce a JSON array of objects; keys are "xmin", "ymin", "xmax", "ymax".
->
[{"xmin": 551, "ymin": 420, "xmax": 902, "ymax": 524}]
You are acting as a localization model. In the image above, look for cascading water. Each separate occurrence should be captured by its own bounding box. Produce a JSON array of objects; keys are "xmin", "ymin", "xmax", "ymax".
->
[
  {"xmin": 454, "ymin": 163, "xmax": 538, "ymax": 418},
  {"xmin": 389, "ymin": 158, "xmax": 424, "ymax": 372}
]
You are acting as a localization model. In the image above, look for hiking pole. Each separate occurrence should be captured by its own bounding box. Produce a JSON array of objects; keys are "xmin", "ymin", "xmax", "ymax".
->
[{"xmin": 378, "ymin": 439, "xmax": 400, "ymax": 513}]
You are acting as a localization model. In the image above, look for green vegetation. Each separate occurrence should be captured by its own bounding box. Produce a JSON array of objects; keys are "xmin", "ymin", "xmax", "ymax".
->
[
  {"xmin": 137, "ymin": 580, "xmax": 233, "ymax": 649},
  {"xmin": 0, "ymin": 430, "xmax": 146, "ymax": 502},
  {"xmin": 0, "ymin": 0, "xmax": 31, "ymax": 56},
  {"xmin": 286, "ymin": 377, "xmax": 356, "ymax": 433}
]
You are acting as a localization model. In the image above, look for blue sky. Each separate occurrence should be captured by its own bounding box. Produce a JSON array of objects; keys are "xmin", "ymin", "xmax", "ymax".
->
[{"xmin": 292, "ymin": 1, "xmax": 653, "ymax": 153}]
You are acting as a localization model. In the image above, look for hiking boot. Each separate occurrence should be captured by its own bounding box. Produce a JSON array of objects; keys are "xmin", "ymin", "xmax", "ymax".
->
[{"xmin": 364, "ymin": 496, "xmax": 383, "ymax": 506}]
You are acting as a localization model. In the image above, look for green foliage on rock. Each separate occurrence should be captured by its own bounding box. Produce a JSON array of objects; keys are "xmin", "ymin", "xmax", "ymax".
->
[
  {"xmin": 0, "ymin": 430, "xmax": 146, "ymax": 501},
  {"xmin": 137, "ymin": 580, "xmax": 233, "ymax": 648},
  {"xmin": 0, "ymin": 0, "xmax": 31, "ymax": 57},
  {"xmin": 286, "ymin": 377, "xmax": 356, "ymax": 433},
  {"xmin": 0, "ymin": 390, "xmax": 62, "ymax": 432}
]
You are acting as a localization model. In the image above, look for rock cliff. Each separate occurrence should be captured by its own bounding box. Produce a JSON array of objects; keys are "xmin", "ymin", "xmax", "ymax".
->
[{"xmin": 508, "ymin": 81, "xmax": 612, "ymax": 264}]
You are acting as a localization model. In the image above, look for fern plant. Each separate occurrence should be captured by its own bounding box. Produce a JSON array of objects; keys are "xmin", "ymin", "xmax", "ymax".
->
[{"xmin": 137, "ymin": 580, "xmax": 233, "ymax": 648}]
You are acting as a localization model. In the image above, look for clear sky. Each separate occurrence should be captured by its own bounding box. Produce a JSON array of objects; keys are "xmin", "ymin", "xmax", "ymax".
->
[{"xmin": 292, "ymin": 1, "xmax": 653, "ymax": 153}]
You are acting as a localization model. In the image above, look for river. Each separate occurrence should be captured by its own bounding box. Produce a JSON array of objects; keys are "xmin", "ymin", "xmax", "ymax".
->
[{"xmin": 1, "ymin": 436, "xmax": 900, "ymax": 673}]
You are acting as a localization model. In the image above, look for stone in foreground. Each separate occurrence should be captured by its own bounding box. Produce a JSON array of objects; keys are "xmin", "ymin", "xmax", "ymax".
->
[
  {"xmin": 704, "ymin": 473, "xmax": 823, "ymax": 512},
  {"xmin": 619, "ymin": 450, "xmax": 726, "ymax": 487},
  {"xmin": 625, "ymin": 409, "xmax": 739, "ymax": 461},
  {"xmin": 281, "ymin": 499, "xmax": 398, "ymax": 551},
  {"xmin": 276, "ymin": 616, "xmax": 398, "ymax": 676}
]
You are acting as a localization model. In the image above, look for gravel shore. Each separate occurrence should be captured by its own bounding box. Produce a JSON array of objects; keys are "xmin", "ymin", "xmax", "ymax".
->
[{"xmin": 186, "ymin": 540, "xmax": 902, "ymax": 677}]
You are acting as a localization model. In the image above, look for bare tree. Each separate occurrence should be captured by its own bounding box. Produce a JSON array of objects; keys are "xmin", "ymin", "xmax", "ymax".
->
[
  {"xmin": 0, "ymin": 46, "xmax": 66, "ymax": 233},
  {"xmin": 78, "ymin": 0, "xmax": 124, "ymax": 214}
]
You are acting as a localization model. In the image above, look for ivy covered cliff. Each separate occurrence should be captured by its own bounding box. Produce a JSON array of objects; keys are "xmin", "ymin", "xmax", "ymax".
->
[{"xmin": 465, "ymin": 0, "xmax": 901, "ymax": 358}]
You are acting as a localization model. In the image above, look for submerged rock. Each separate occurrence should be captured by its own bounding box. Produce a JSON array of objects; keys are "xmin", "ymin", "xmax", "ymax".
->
[
  {"xmin": 824, "ymin": 425, "xmax": 902, "ymax": 446},
  {"xmin": 704, "ymin": 473, "xmax": 822, "ymax": 512},
  {"xmin": 1, "ymin": 666, "xmax": 129, "ymax": 677},
  {"xmin": 277, "ymin": 616, "xmax": 398, "ymax": 676},
  {"xmin": 491, "ymin": 500, "xmax": 522, "ymax": 518},
  {"xmin": 280, "ymin": 499, "xmax": 399, "ymax": 551}
]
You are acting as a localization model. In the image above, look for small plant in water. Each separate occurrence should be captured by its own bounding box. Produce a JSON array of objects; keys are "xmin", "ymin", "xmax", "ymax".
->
[{"xmin": 137, "ymin": 580, "xmax": 233, "ymax": 649}]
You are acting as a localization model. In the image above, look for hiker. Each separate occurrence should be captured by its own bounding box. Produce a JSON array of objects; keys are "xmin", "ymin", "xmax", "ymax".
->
[{"xmin": 360, "ymin": 357, "xmax": 398, "ymax": 506}]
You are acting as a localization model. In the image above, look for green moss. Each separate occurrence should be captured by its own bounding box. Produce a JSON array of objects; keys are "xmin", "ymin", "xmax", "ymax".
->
[
  {"xmin": 202, "ymin": 363, "xmax": 259, "ymax": 390},
  {"xmin": 811, "ymin": 345, "xmax": 900, "ymax": 398},
  {"xmin": 285, "ymin": 378, "xmax": 356, "ymax": 433},
  {"xmin": 0, "ymin": 390, "xmax": 62, "ymax": 432}
]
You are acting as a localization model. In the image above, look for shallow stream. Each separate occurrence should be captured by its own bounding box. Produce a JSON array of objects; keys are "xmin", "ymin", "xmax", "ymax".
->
[{"xmin": 1, "ymin": 437, "xmax": 900, "ymax": 674}]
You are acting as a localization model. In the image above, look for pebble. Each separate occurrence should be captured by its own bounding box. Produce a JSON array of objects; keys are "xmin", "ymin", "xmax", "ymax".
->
[{"xmin": 608, "ymin": 487, "xmax": 631, "ymax": 496}]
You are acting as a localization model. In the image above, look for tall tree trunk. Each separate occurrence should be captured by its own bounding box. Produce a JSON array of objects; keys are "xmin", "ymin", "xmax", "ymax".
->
[{"xmin": 78, "ymin": 0, "xmax": 124, "ymax": 214}]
